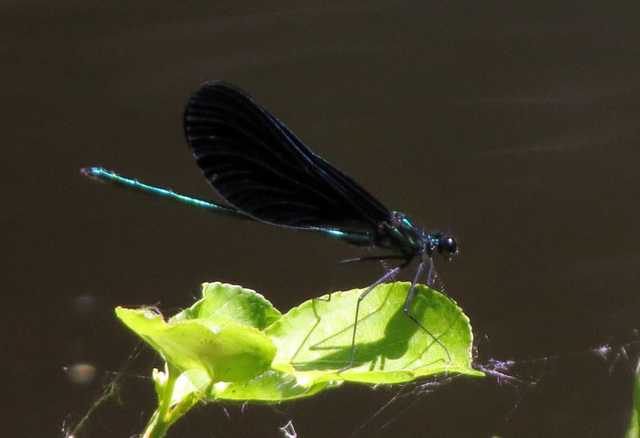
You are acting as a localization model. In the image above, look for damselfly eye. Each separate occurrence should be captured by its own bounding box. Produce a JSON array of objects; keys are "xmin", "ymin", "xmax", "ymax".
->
[{"xmin": 438, "ymin": 235, "xmax": 458, "ymax": 256}]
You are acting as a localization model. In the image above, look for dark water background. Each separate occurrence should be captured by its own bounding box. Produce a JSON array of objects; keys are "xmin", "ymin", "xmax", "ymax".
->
[{"xmin": 3, "ymin": 2, "xmax": 640, "ymax": 437}]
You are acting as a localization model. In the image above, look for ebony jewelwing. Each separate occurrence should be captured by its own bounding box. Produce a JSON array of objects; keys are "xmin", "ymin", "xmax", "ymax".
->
[{"xmin": 82, "ymin": 82, "xmax": 458, "ymax": 365}]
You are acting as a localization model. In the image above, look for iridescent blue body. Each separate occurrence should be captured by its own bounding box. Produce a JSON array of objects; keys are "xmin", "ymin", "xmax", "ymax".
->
[{"xmin": 81, "ymin": 167, "xmax": 374, "ymax": 246}]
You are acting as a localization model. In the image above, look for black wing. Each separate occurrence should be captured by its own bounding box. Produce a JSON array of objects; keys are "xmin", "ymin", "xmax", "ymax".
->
[{"xmin": 183, "ymin": 82, "xmax": 391, "ymax": 232}]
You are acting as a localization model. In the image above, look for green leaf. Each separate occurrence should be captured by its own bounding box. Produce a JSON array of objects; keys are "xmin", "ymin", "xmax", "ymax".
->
[
  {"xmin": 116, "ymin": 283, "xmax": 278, "ymax": 390},
  {"xmin": 181, "ymin": 282, "xmax": 480, "ymax": 401},
  {"xmin": 116, "ymin": 282, "xmax": 481, "ymax": 437},
  {"xmin": 171, "ymin": 282, "xmax": 282, "ymax": 329},
  {"xmin": 267, "ymin": 282, "xmax": 480, "ymax": 384},
  {"xmin": 626, "ymin": 359, "xmax": 640, "ymax": 438}
]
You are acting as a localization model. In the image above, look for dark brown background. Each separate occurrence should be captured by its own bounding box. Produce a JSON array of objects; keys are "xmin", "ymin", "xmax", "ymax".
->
[{"xmin": 3, "ymin": 2, "xmax": 640, "ymax": 437}]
